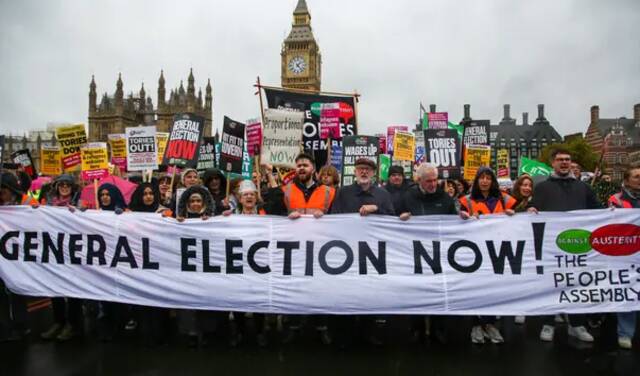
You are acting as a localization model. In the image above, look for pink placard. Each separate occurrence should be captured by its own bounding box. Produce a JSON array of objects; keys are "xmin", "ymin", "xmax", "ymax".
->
[
  {"xmin": 428, "ymin": 112, "xmax": 448, "ymax": 129},
  {"xmin": 246, "ymin": 119, "xmax": 262, "ymax": 157},
  {"xmin": 320, "ymin": 103, "xmax": 341, "ymax": 139},
  {"xmin": 386, "ymin": 125, "xmax": 409, "ymax": 154}
]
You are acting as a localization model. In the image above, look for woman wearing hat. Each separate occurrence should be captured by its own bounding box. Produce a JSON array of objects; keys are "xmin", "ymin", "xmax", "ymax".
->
[{"xmin": 39, "ymin": 174, "xmax": 83, "ymax": 342}]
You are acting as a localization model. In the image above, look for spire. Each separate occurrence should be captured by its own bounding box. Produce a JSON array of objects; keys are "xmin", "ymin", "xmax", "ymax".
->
[
  {"xmin": 205, "ymin": 79, "xmax": 212, "ymax": 111},
  {"xmin": 139, "ymin": 82, "xmax": 145, "ymax": 99},
  {"xmin": 158, "ymin": 70, "xmax": 166, "ymax": 107},
  {"xmin": 187, "ymin": 68, "xmax": 195, "ymax": 97},
  {"xmin": 115, "ymin": 73, "xmax": 123, "ymax": 108},
  {"xmin": 294, "ymin": 0, "xmax": 309, "ymax": 15},
  {"xmin": 89, "ymin": 75, "xmax": 97, "ymax": 112},
  {"xmin": 198, "ymin": 88, "xmax": 203, "ymax": 108},
  {"xmin": 293, "ymin": 0, "xmax": 311, "ymax": 26},
  {"xmin": 179, "ymin": 80, "xmax": 185, "ymax": 95}
]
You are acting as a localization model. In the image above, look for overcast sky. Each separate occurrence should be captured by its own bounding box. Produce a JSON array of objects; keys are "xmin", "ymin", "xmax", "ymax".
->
[{"xmin": 0, "ymin": 0, "xmax": 638, "ymax": 138}]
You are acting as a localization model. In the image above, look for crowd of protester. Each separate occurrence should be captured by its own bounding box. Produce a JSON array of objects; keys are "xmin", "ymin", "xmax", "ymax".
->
[{"xmin": 0, "ymin": 148, "xmax": 638, "ymax": 350}]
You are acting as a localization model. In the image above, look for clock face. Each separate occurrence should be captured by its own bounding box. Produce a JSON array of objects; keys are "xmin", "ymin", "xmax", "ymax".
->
[{"xmin": 288, "ymin": 56, "xmax": 307, "ymax": 74}]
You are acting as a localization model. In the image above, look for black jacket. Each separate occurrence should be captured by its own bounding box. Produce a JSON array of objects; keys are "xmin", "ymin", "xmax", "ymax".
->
[
  {"xmin": 330, "ymin": 183, "xmax": 395, "ymax": 215},
  {"xmin": 384, "ymin": 179, "xmax": 415, "ymax": 215},
  {"xmin": 529, "ymin": 176, "xmax": 602, "ymax": 212},
  {"xmin": 397, "ymin": 186, "xmax": 457, "ymax": 216}
]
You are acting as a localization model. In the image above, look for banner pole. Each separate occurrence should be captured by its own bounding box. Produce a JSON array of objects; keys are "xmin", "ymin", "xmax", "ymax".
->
[
  {"xmin": 169, "ymin": 165, "xmax": 176, "ymax": 197},
  {"xmin": 255, "ymin": 155, "xmax": 262, "ymax": 201},
  {"xmin": 326, "ymin": 136, "xmax": 332, "ymax": 166},
  {"xmin": 225, "ymin": 172, "xmax": 231, "ymax": 198},
  {"xmin": 253, "ymin": 82, "xmax": 361, "ymax": 99}
]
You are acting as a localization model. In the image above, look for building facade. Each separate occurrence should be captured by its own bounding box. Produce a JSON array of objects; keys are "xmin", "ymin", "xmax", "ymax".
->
[
  {"xmin": 281, "ymin": 0, "xmax": 322, "ymax": 92},
  {"xmin": 88, "ymin": 69, "xmax": 212, "ymax": 142},
  {"xmin": 585, "ymin": 104, "xmax": 640, "ymax": 181},
  {"xmin": 447, "ymin": 103, "xmax": 561, "ymax": 179},
  {"xmin": 2, "ymin": 125, "xmax": 58, "ymax": 171}
]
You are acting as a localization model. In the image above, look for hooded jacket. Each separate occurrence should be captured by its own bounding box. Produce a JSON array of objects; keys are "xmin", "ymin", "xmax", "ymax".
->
[
  {"xmin": 384, "ymin": 179, "xmax": 415, "ymax": 215},
  {"xmin": 177, "ymin": 185, "xmax": 215, "ymax": 218},
  {"xmin": 202, "ymin": 168, "xmax": 228, "ymax": 214},
  {"xmin": 97, "ymin": 183, "xmax": 127, "ymax": 211},
  {"xmin": 129, "ymin": 182, "xmax": 161, "ymax": 212}
]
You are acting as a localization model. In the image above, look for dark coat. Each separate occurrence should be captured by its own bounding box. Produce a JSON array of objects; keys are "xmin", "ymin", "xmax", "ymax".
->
[
  {"xmin": 529, "ymin": 176, "xmax": 602, "ymax": 212},
  {"xmin": 397, "ymin": 185, "xmax": 457, "ymax": 216},
  {"xmin": 384, "ymin": 179, "xmax": 415, "ymax": 215},
  {"xmin": 330, "ymin": 183, "xmax": 395, "ymax": 215},
  {"xmin": 177, "ymin": 185, "xmax": 215, "ymax": 218}
]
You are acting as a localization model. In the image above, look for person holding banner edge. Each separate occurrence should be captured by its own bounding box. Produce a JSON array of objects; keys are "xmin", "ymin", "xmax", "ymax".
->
[
  {"xmin": 459, "ymin": 166, "xmax": 517, "ymax": 344},
  {"xmin": 528, "ymin": 148, "xmax": 602, "ymax": 343},
  {"xmin": 330, "ymin": 157, "xmax": 394, "ymax": 347},
  {"xmin": 397, "ymin": 163, "xmax": 457, "ymax": 344},
  {"xmin": 607, "ymin": 166, "xmax": 640, "ymax": 349}
]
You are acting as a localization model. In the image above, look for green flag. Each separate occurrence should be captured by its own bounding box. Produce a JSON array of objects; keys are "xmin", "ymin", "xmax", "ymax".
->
[
  {"xmin": 379, "ymin": 154, "xmax": 391, "ymax": 181},
  {"xmin": 519, "ymin": 157, "xmax": 552, "ymax": 176},
  {"xmin": 422, "ymin": 114, "xmax": 429, "ymax": 130},
  {"xmin": 448, "ymin": 122, "xmax": 464, "ymax": 138}
]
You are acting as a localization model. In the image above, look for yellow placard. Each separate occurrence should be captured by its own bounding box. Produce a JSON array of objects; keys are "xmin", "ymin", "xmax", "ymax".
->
[
  {"xmin": 55, "ymin": 124, "xmax": 87, "ymax": 172},
  {"xmin": 156, "ymin": 132, "xmax": 169, "ymax": 165},
  {"xmin": 108, "ymin": 134, "xmax": 127, "ymax": 159},
  {"xmin": 392, "ymin": 131, "xmax": 415, "ymax": 162},
  {"xmin": 81, "ymin": 142, "xmax": 109, "ymax": 180},
  {"xmin": 464, "ymin": 145, "xmax": 491, "ymax": 181},
  {"xmin": 40, "ymin": 145, "xmax": 62, "ymax": 176},
  {"xmin": 496, "ymin": 148, "xmax": 510, "ymax": 179}
]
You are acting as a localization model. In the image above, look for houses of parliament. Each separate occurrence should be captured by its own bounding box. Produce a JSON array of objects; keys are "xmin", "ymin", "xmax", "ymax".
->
[{"xmin": 87, "ymin": 0, "xmax": 322, "ymax": 143}]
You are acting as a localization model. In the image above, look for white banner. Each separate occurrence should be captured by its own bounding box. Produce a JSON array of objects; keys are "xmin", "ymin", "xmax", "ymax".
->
[
  {"xmin": 260, "ymin": 108, "xmax": 303, "ymax": 168},
  {"xmin": 1, "ymin": 207, "xmax": 639, "ymax": 315}
]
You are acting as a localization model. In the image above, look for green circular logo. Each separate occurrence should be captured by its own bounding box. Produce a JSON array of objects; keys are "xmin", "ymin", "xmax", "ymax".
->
[{"xmin": 556, "ymin": 229, "xmax": 592, "ymax": 254}]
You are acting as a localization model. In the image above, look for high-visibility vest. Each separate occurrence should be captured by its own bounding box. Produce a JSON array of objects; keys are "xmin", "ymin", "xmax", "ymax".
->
[
  {"xmin": 459, "ymin": 192, "xmax": 517, "ymax": 215},
  {"xmin": 282, "ymin": 182, "xmax": 335, "ymax": 214},
  {"xmin": 608, "ymin": 192, "xmax": 633, "ymax": 208},
  {"xmin": 20, "ymin": 194, "xmax": 38, "ymax": 206}
]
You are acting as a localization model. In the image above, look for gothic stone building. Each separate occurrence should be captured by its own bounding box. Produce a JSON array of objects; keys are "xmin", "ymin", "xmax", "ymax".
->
[
  {"xmin": 281, "ymin": 0, "xmax": 322, "ymax": 92},
  {"xmin": 88, "ymin": 69, "xmax": 212, "ymax": 142},
  {"xmin": 585, "ymin": 104, "xmax": 640, "ymax": 181}
]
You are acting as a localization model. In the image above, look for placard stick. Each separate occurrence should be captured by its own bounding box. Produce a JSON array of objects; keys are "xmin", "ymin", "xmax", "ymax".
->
[
  {"xmin": 93, "ymin": 179, "xmax": 99, "ymax": 210},
  {"xmin": 254, "ymin": 154, "xmax": 262, "ymax": 201}
]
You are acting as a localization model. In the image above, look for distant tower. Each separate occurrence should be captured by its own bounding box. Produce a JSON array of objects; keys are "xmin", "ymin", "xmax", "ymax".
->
[{"xmin": 281, "ymin": 0, "xmax": 321, "ymax": 91}]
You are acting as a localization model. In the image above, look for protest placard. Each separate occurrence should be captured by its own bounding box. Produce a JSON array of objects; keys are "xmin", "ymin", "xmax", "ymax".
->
[
  {"xmin": 197, "ymin": 137, "xmax": 216, "ymax": 171},
  {"xmin": 424, "ymin": 129, "xmax": 461, "ymax": 179},
  {"xmin": 427, "ymin": 112, "xmax": 449, "ymax": 129},
  {"xmin": 264, "ymin": 88, "xmax": 356, "ymax": 166},
  {"xmin": 464, "ymin": 145, "xmax": 491, "ymax": 181},
  {"xmin": 55, "ymin": 124, "xmax": 87, "ymax": 171},
  {"xmin": 81, "ymin": 142, "xmax": 109, "ymax": 181},
  {"xmin": 126, "ymin": 126, "xmax": 157, "ymax": 172},
  {"xmin": 162, "ymin": 113, "xmax": 205, "ymax": 167},
  {"xmin": 392, "ymin": 131, "xmax": 415, "ymax": 162},
  {"xmin": 11, "ymin": 149, "xmax": 37, "ymax": 179},
  {"xmin": 156, "ymin": 132, "xmax": 169, "ymax": 166},
  {"xmin": 341, "ymin": 135, "xmax": 379, "ymax": 186},
  {"xmin": 260, "ymin": 108, "xmax": 303, "ymax": 168},
  {"xmin": 220, "ymin": 116, "xmax": 246, "ymax": 174},
  {"xmin": 378, "ymin": 154, "xmax": 391, "ymax": 181},
  {"xmin": 386, "ymin": 125, "xmax": 409, "ymax": 156},
  {"xmin": 108, "ymin": 134, "xmax": 127, "ymax": 172},
  {"xmin": 40, "ymin": 145, "xmax": 62, "ymax": 176},
  {"xmin": 245, "ymin": 119, "xmax": 262, "ymax": 157},
  {"xmin": 319, "ymin": 103, "xmax": 341, "ymax": 139},
  {"xmin": 497, "ymin": 149, "xmax": 510, "ymax": 179},
  {"xmin": 462, "ymin": 120, "xmax": 490, "ymax": 147}
]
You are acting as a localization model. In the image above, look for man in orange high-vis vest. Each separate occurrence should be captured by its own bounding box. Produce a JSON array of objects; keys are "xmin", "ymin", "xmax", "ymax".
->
[
  {"xmin": 278, "ymin": 153, "xmax": 336, "ymax": 346},
  {"xmin": 281, "ymin": 153, "xmax": 335, "ymax": 220}
]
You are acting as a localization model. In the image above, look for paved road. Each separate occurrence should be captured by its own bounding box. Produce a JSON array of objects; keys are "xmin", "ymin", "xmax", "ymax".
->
[{"xmin": 2, "ymin": 303, "xmax": 639, "ymax": 376}]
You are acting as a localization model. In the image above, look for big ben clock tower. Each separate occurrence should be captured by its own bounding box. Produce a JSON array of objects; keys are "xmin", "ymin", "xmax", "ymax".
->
[{"xmin": 281, "ymin": 0, "xmax": 321, "ymax": 92}]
